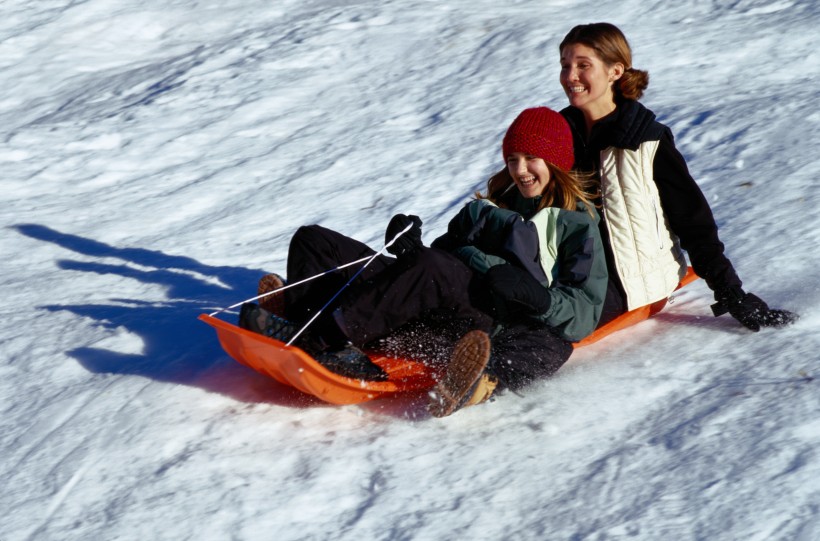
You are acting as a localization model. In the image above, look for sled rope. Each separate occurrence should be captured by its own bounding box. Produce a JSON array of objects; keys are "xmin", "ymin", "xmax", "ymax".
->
[
  {"xmin": 208, "ymin": 256, "xmax": 372, "ymax": 317},
  {"xmin": 286, "ymin": 222, "xmax": 415, "ymax": 346},
  {"xmin": 208, "ymin": 223, "xmax": 415, "ymax": 326}
]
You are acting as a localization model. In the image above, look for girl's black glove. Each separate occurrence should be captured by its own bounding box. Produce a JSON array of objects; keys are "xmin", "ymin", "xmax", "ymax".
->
[
  {"xmin": 486, "ymin": 264, "xmax": 551, "ymax": 315},
  {"xmin": 712, "ymin": 287, "xmax": 798, "ymax": 332},
  {"xmin": 385, "ymin": 214, "xmax": 423, "ymax": 258}
]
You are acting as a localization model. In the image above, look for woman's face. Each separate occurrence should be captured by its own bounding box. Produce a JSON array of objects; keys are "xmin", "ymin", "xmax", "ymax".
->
[
  {"xmin": 560, "ymin": 43, "xmax": 623, "ymax": 121},
  {"xmin": 507, "ymin": 153, "xmax": 551, "ymax": 199}
]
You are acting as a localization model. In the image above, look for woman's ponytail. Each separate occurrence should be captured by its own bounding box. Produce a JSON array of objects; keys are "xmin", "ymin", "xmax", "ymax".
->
[{"xmin": 617, "ymin": 67, "xmax": 649, "ymax": 100}]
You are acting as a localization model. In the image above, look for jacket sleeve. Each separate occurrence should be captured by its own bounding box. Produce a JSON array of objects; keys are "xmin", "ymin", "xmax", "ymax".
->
[
  {"xmin": 653, "ymin": 129, "xmax": 742, "ymax": 293},
  {"xmin": 431, "ymin": 199, "xmax": 519, "ymax": 274},
  {"xmin": 538, "ymin": 211, "xmax": 608, "ymax": 342}
]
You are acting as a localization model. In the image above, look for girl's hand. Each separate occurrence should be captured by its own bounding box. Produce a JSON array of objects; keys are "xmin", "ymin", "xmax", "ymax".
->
[{"xmin": 385, "ymin": 214, "xmax": 423, "ymax": 258}]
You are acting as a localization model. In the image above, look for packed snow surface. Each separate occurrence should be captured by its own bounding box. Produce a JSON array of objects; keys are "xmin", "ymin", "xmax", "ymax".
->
[{"xmin": 2, "ymin": 0, "xmax": 819, "ymax": 540}]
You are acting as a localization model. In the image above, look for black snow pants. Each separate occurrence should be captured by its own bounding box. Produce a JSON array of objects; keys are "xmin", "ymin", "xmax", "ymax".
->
[
  {"xmin": 284, "ymin": 225, "xmax": 492, "ymax": 348},
  {"xmin": 487, "ymin": 319, "xmax": 574, "ymax": 391}
]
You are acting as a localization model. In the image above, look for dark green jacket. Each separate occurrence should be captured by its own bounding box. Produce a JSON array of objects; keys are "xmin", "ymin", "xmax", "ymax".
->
[{"xmin": 433, "ymin": 193, "xmax": 608, "ymax": 342}]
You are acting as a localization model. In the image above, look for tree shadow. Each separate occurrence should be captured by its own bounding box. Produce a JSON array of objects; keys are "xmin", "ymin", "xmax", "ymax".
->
[{"xmin": 13, "ymin": 223, "xmax": 332, "ymax": 408}]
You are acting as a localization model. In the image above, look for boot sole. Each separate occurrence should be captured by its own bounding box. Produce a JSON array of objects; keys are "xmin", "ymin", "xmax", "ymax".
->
[
  {"xmin": 258, "ymin": 274, "xmax": 286, "ymax": 316},
  {"xmin": 429, "ymin": 330, "xmax": 492, "ymax": 418}
]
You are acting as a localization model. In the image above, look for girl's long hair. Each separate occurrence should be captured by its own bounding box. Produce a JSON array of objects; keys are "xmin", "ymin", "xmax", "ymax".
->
[{"xmin": 476, "ymin": 162, "xmax": 598, "ymax": 217}]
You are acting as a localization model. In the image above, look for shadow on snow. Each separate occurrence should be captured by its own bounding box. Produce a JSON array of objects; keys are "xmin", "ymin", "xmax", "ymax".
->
[{"xmin": 13, "ymin": 223, "xmax": 328, "ymax": 409}]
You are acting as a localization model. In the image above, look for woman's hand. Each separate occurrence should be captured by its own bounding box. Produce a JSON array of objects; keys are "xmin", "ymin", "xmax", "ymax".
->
[{"xmin": 712, "ymin": 287, "xmax": 798, "ymax": 332}]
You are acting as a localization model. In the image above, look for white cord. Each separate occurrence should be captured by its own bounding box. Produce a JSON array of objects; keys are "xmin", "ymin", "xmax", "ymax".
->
[
  {"xmin": 208, "ymin": 221, "xmax": 415, "ymax": 338},
  {"xmin": 285, "ymin": 222, "xmax": 414, "ymax": 346},
  {"xmin": 207, "ymin": 255, "xmax": 371, "ymax": 317}
]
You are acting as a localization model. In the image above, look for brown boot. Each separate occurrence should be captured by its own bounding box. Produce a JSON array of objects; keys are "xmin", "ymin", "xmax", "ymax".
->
[
  {"xmin": 429, "ymin": 330, "xmax": 493, "ymax": 418},
  {"xmin": 463, "ymin": 373, "xmax": 498, "ymax": 408},
  {"xmin": 258, "ymin": 273, "xmax": 286, "ymax": 316}
]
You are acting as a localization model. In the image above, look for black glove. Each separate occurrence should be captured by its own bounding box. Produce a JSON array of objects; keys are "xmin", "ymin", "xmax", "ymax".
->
[
  {"xmin": 712, "ymin": 287, "xmax": 798, "ymax": 332},
  {"xmin": 486, "ymin": 264, "xmax": 551, "ymax": 316},
  {"xmin": 385, "ymin": 214, "xmax": 423, "ymax": 258}
]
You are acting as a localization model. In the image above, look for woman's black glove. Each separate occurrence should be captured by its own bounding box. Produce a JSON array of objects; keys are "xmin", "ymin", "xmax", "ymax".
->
[
  {"xmin": 486, "ymin": 264, "xmax": 551, "ymax": 315},
  {"xmin": 385, "ymin": 214, "xmax": 423, "ymax": 258},
  {"xmin": 712, "ymin": 286, "xmax": 798, "ymax": 332}
]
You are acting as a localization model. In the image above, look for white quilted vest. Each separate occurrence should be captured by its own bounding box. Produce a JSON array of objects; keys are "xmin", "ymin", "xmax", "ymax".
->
[{"xmin": 599, "ymin": 141, "xmax": 688, "ymax": 309}]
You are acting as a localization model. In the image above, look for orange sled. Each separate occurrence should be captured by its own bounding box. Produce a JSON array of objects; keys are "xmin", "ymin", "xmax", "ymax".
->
[{"xmin": 200, "ymin": 267, "xmax": 698, "ymax": 405}]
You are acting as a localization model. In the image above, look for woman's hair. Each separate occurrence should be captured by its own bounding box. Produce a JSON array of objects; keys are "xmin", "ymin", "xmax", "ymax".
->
[
  {"xmin": 559, "ymin": 22, "xmax": 649, "ymax": 101},
  {"xmin": 476, "ymin": 164, "xmax": 598, "ymax": 217}
]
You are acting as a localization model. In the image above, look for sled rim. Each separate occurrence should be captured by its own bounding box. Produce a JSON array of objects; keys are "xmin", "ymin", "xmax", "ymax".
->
[
  {"xmin": 201, "ymin": 267, "xmax": 699, "ymax": 403},
  {"xmin": 199, "ymin": 314, "xmax": 436, "ymax": 404},
  {"xmin": 574, "ymin": 267, "xmax": 699, "ymax": 348}
]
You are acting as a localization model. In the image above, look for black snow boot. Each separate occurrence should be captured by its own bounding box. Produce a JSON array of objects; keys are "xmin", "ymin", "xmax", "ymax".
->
[
  {"xmin": 239, "ymin": 303, "xmax": 387, "ymax": 381},
  {"xmin": 315, "ymin": 345, "xmax": 388, "ymax": 381},
  {"xmin": 239, "ymin": 303, "xmax": 297, "ymax": 342}
]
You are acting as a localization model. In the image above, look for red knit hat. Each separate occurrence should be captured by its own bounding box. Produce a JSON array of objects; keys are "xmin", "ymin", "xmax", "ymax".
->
[{"xmin": 502, "ymin": 107, "xmax": 574, "ymax": 171}]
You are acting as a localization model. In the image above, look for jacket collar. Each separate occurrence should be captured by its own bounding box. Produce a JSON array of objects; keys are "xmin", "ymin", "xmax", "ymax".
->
[{"xmin": 561, "ymin": 100, "xmax": 657, "ymax": 151}]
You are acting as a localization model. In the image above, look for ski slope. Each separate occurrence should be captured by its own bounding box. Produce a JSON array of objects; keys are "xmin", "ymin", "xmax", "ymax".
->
[{"xmin": 2, "ymin": 0, "xmax": 819, "ymax": 539}]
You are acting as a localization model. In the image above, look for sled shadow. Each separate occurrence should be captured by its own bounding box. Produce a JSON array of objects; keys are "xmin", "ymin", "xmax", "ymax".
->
[{"xmin": 13, "ymin": 223, "xmax": 331, "ymax": 408}]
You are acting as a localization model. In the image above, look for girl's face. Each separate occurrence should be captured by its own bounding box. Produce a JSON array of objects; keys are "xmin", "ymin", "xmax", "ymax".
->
[
  {"xmin": 559, "ymin": 43, "xmax": 623, "ymax": 121},
  {"xmin": 507, "ymin": 153, "xmax": 551, "ymax": 199}
]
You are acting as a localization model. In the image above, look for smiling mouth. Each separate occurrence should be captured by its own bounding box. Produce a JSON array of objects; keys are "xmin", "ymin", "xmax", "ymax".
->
[
  {"xmin": 568, "ymin": 85, "xmax": 585, "ymax": 93},
  {"xmin": 518, "ymin": 176, "xmax": 536, "ymax": 186}
]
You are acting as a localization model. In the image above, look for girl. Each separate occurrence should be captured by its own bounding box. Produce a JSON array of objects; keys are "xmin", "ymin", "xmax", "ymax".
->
[
  {"xmin": 428, "ymin": 106, "xmax": 608, "ymax": 416},
  {"xmin": 557, "ymin": 22, "xmax": 797, "ymax": 330},
  {"xmin": 242, "ymin": 107, "xmax": 608, "ymax": 417}
]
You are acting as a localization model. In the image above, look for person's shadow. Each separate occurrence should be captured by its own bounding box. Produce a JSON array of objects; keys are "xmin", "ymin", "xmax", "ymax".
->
[{"xmin": 14, "ymin": 223, "xmax": 332, "ymax": 408}]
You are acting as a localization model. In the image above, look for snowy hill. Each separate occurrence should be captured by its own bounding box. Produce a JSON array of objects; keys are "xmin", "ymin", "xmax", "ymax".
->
[{"xmin": 2, "ymin": 0, "xmax": 819, "ymax": 539}]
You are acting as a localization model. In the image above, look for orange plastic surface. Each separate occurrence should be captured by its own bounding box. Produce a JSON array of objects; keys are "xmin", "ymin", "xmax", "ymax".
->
[
  {"xmin": 574, "ymin": 266, "xmax": 699, "ymax": 348},
  {"xmin": 201, "ymin": 267, "xmax": 698, "ymax": 404},
  {"xmin": 199, "ymin": 314, "xmax": 437, "ymax": 404}
]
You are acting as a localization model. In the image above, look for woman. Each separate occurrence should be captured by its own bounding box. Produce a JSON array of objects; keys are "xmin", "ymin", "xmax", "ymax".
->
[{"xmin": 557, "ymin": 22, "xmax": 797, "ymax": 330}]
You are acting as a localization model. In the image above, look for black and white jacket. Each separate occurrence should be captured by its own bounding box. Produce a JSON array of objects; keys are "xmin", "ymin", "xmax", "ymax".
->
[{"xmin": 561, "ymin": 100, "xmax": 742, "ymax": 308}]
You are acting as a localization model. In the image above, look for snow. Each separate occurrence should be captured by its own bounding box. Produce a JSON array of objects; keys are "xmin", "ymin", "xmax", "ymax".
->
[{"xmin": 2, "ymin": 0, "xmax": 819, "ymax": 539}]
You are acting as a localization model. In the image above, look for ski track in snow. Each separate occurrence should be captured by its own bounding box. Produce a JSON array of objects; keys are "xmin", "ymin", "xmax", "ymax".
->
[{"xmin": 1, "ymin": 0, "xmax": 819, "ymax": 540}]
